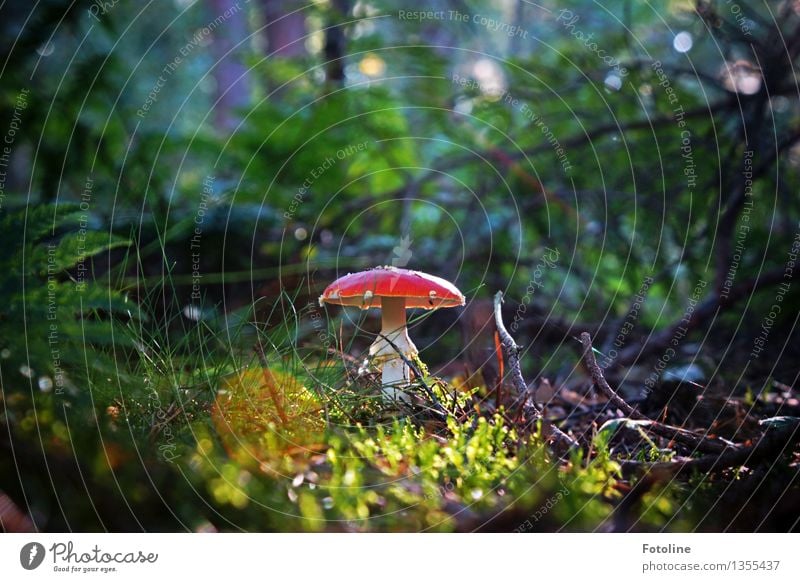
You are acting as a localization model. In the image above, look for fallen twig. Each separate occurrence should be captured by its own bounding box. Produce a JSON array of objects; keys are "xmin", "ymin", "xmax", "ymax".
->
[
  {"xmin": 148, "ymin": 401, "xmax": 183, "ymax": 440},
  {"xmin": 619, "ymin": 417, "xmax": 800, "ymax": 478},
  {"xmin": 254, "ymin": 342, "xmax": 290, "ymax": 426},
  {"xmin": 494, "ymin": 292, "xmax": 577, "ymax": 452},
  {"xmin": 579, "ymin": 332, "xmax": 729, "ymax": 454},
  {"xmin": 493, "ymin": 292, "xmax": 538, "ymax": 410}
]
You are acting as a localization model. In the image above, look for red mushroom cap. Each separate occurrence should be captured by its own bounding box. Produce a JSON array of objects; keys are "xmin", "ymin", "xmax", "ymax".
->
[{"xmin": 319, "ymin": 266, "xmax": 465, "ymax": 309}]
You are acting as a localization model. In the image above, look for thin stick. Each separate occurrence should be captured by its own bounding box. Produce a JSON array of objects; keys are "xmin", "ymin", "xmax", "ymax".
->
[
  {"xmin": 375, "ymin": 332, "xmax": 450, "ymax": 418},
  {"xmin": 494, "ymin": 330, "xmax": 504, "ymax": 410},
  {"xmin": 619, "ymin": 418, "xmax": 800, "ymax": 478},
  {"xmin": 493, "ymin": 292, "xmax": 539, "ymax": 411},
  {"xmin": 254, "ymin": 342, "xmax": 289, "ymax": 427},
  {"xmin": 494, "ymin": 292, "xmax": 577, "ymax": 452},
  {"xmin": 579, "ymin": 332, "xmax": 728, "ymax": 454}
]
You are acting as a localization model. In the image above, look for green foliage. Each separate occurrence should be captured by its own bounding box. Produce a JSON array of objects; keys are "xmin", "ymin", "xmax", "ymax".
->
[
  {"xmin": 180, "ymin": 409, "xmax": 617, "ymax": 532},
  {"xmin": 1, "ymin": 0, "xmax": 798, "ymax": 533},
  {"xmin": 0, "ymin": 204, "xmax": 135, "ymax": 394}
]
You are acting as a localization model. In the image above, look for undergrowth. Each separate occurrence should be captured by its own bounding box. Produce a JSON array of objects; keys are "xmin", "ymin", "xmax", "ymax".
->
[{"xmin": 0, "ymin": 205, "xmax": 712, "ymax": 531}]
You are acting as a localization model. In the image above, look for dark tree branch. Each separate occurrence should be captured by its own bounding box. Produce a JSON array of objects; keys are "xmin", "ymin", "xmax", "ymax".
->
[
  {"xmin": 354, "ymin": 102, "xmax": 736, "ymax": 211},
  {"xmin": 615, "ymin": 267, "xmax": 788, "ymax": 366},
  {"xmin": 714, "ymin": 128, "xmax": 799, "ymax": 294},
  {"xmin": 580, "ymin": 332, "xmax": 729, "ymax": 454},
  {"xmin": 435, "ymin": 103, "xmax": 731, "ymax": 178},
  {"xmin": 619, "ymin": 418, "xmax": 800, "ymax": 478}
]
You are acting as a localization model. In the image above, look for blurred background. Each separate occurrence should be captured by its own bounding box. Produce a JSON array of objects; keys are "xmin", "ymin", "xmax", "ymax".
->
[{"xmin": 1, "ymin": 0, "xmax": 799, "ymax": 532}]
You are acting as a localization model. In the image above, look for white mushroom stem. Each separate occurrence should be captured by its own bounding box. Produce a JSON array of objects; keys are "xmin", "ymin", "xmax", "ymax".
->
[{"xmin": 368, "ymin": 296, "xmax": 417, "ymax": 402}]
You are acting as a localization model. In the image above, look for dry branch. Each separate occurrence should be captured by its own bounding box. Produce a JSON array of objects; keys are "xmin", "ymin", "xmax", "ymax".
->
[
  {"xmin": 375, "ymin": 331, "xmax": 451, "ymax": 418},
  {"xmin": 619, "ymin": 418, "xmax": 800, "ymax": 478},
  {"xmin": 580, "ymin": 332, "xmax": 729, "ymax": 454},
  {"xmin": 494, "ymin": 292, "xmax": 577, "ymax": 452},
  {"xmin": 254, "ymin": 342, "xmax": 289, "ymax": 426}
]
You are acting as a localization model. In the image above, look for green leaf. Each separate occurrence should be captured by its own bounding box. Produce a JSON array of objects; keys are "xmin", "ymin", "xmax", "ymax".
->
[
  {"xmin": 36, "ymin": 231, "xmax": 131, "ymax": 274},
  {"xmin": 594, "ymin": 418, "xmax": 655, "ymax": 450}
]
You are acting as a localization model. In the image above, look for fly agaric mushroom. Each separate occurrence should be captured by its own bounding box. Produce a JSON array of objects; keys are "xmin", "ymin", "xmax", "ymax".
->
[{"xmin": 319, "ymin": 267, "xmax": 465, "ymax": 402}]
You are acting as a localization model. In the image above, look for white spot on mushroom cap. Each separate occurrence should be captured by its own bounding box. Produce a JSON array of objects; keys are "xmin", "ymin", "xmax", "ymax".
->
[{"xmin": 320, "ymin": 289, "xmax": 339, "ymax": 306}]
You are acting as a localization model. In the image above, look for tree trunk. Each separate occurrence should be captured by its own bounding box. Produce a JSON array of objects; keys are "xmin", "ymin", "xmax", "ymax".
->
[
  {"xmin": 262, "ymin": 0, "xmax": 308, "ymax": 58},
  {"xmin": 208, "ymin": 0, "xmax": 251, "ymax": 132}
]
